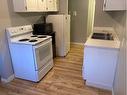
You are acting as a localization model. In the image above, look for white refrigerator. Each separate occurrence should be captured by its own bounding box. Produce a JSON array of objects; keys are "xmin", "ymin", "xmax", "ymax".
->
[{"xmin": 47, "ymin": 14, "xmax": 70, "ymax": 57}]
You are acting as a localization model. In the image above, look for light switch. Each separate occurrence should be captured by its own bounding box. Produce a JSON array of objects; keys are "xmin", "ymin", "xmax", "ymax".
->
[{"xmin": 73, "ymin": 11, "xmax": 77, "ymax": 16}]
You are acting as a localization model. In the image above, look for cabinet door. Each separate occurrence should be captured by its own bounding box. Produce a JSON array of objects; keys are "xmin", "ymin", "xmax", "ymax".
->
[
  {"xmin": 46, "ymin": 0, "xmax": 58, "ymax": 11},
  {"xmin": 103, "ymin": 0, "xmax": 125, "ymax": 11},
  {"xmin": 38, "ymin": 0, "xmax": 46, "ymax": 11},
  {"xmin": 54, "ymin": 0, "xmax": 59, "ymax": 11},
  {"xmin": 26, "ymin": 0, "xmax": 37, "ymax": 11},
  {"xmin": 65, "ymin": 15, "xmax": 70, "ymax": 54},
  {"xmin": 54, "ymin": 0, "xmax": 60, "ymax": 11},
  {"xmin": 46, "ymin": 0, "xmax": 54, "ymax": 11},
  {"xmin": 13, "ymin": 0, "xmax": 59, "ymax": 12}
]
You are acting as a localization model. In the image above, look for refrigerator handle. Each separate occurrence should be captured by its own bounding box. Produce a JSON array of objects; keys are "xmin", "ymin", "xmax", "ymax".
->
[{"xmin": 65, "ymin": 17, "xmax": 68, "ymax": 20}]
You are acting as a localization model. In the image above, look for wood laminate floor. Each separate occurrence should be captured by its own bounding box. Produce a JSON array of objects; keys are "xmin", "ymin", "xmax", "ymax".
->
[{"xmin": 0, "ymin": 44, "xmax": 112, "ymax": 95}]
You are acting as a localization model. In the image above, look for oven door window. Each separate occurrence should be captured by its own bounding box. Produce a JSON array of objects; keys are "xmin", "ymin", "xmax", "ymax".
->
[{"xmin": 34, "ymin": 39, "xmax": 53, "ymax": 70}]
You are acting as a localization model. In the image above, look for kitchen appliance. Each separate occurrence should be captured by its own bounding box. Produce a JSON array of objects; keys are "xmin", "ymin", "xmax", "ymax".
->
[
  {"xmin": 33, "ymin": 23, "xmax": 53, "ymax": 35},
  {"xmin": 6, "ymin": 25, "xmax": 53, "ymax": 82},
  {"xmin": 33, "ymin": 23, "xmax": 56, "ymax": 58},
  {"xmin": 82, "ymin": 27, "xmax": 120, "ymax": 90},
  {"xmin": 47, "ymin": 14, "xmax": 70, "ymax": 57},
  {"xmin": 91, "ymin": 32, "xmax": 114, "ymax": 40}
]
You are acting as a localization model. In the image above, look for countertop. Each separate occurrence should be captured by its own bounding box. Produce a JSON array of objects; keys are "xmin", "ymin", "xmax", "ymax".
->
[{"xmin": 85, "ymin": 27, "xmax": 120, "ymax": 49}]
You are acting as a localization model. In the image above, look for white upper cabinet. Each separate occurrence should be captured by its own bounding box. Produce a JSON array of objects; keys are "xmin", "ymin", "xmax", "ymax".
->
[
  {"xmin": 54, "ymin": 0, "xmax": 59, "ymax": 11},
  {"xmin": 46, "ymin": 0, "xmax": 59, "ymax": 11},
  {"xmin": 26, "ymin": 0, "xmax": 38, "ymax": 11},
  {"xmin": 13, "ymin": 0, "xmax": 59, "ymax": 12},
  {"xmin": 38, "ymin": 0, "xmax": 47, "ymax": 11},
  {"xmin": 103, "ymin": 0, "xmax": 125, "ymax": 11}
]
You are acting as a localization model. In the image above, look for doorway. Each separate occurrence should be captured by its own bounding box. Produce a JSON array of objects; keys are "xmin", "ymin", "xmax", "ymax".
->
[{"xmin": 87, "ymin": 0, "xmax": 96, "ymax": 38}]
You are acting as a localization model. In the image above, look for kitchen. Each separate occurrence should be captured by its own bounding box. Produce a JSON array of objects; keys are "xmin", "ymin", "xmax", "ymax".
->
[{"xmin": 0, "ymin": 0, "xmax": 126, "ymax": 95}]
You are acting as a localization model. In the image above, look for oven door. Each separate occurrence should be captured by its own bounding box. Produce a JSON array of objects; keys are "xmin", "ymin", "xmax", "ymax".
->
[{"xmin": 33, "ymin": 38, "xmax": 53, "ymax": 70}]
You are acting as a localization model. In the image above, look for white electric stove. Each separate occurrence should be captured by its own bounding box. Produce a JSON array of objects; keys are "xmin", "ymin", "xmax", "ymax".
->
[{"xmin": 6, "ymin": 25, "xmax": 54, "ymax": 82}]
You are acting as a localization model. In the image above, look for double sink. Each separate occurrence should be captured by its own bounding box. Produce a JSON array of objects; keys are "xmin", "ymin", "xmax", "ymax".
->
[{"xmin": 91, "ymin": 33, "xmax": 114, "ymax": 40}]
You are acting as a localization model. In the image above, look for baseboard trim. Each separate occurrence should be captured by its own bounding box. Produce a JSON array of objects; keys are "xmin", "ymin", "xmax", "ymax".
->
[
  {"xmin": 1, "ymin": 74, "xmax": 14, "ymax": 83},
  {"xmin": 86, "ymin": 81, "xmax": 112, "ymax": 91},
  {"xmin": 71, "ymin": 42, "xmax": 84, "ymax": 46},
  {"xmin": 112, "ymin": 88, "xmax": 114, "ymax": 95}
]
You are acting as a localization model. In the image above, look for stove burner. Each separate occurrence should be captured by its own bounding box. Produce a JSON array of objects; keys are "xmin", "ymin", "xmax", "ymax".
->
[
  {"xmin": 29, "ymin": 40, "xmax": 38, "ymax": 42},
  {"xmin": 31, "ymin": 35, "xmax": 38, "ymax": 37},
  {"xmin": 19, "ymin": 39, "xmax": 29, "ymax": 41},
  {"xmin": 38, "ymin": 35, "xmax": 47, "ymax": 38}
]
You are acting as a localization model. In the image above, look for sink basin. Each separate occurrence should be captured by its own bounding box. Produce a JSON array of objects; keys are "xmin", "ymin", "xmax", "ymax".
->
[{"xmin": 91, "ymin": 33, "xmax": 114, "ymax": 40}]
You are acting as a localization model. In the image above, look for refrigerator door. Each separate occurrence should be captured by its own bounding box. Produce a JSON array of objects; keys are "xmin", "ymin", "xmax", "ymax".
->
[
  {"xmin": 64, "ymin": 15, "xmax": 70, "ymax": 55},
  {"xmin": 47, "ymin": 14, "xmax": 70, "ymax": 57}
]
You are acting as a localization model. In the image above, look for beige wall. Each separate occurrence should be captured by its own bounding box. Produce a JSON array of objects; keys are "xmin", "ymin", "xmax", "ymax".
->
[
  {"xmin": 0, "ymin": 0, "xmax": 43, "ymax": 79},
  {"xmin": 126, "ymin": 11, "xmax": 127, "ymax": 95},
  {"xmin": 69, "ymin": 0, "xmax": 89, "ymax": 43},
  {"xmin": 113, "ymin": 11, "xmax": 126, "ymax": 95},
  {"xmin": 59, "ymin": 0, "xmax": 68, "ymax": 14},
  {"xmin": 0, "ymin": 0, "xmax": 13, "ymax": 79},
  {"xmin": 94, "ymin": 0, "xmax": 115, "ymax": 27}
]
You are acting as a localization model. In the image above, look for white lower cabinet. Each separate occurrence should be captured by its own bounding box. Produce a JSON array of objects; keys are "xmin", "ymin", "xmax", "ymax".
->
[
  {"xmin": 83, "ymin": 46, "xmax": 119, "ymax": 90},
  {"xmin": 13, "ymin": 0, "xmax": 59, "ymax": 12}
]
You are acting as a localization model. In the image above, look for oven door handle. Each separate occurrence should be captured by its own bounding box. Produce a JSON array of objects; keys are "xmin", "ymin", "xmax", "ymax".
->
[{"xmin": 34, "ymin": 38, "xmax": 52, "ymax": 49}]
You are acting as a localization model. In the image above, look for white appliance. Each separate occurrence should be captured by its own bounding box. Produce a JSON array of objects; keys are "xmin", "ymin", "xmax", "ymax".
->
[
  {"xmin": 6, "ymin": 25, "xmax": 53, "ymax": 82},
  {"xmin": 82, "ymin": 27, "xmax": 120, "ymax": 90},
  {"xmin": 47, "ymin": 14, "xmax": 70, "ymax": 57}
]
